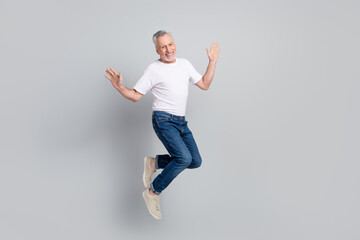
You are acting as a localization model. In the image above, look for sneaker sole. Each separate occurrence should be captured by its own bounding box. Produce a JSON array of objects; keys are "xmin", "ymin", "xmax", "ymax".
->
[{"xmin": 142, "ymin": 191, "xmax": 162, "ymax": 220}]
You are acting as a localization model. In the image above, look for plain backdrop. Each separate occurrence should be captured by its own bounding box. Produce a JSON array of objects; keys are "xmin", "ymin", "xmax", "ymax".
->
[{"xmin": 1, "ymin": 0, "xmax": 359, "ymax": 239}]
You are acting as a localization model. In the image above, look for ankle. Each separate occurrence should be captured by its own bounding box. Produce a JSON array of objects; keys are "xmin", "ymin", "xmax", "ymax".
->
[
  {"xmin": 150, "ymin": 159, "xmax": 156, "ymax": 170},
  {"xmin": 149, "ymin": 189, "xmax": 158, "ymax": 196}
]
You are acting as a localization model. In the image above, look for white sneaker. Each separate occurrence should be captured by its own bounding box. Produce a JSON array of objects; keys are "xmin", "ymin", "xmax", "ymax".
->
[
  {"xmin": 143, "ymin": 156, "xmax": 156, "ymax": 188},
  {"xmin": 142, "ymin": 189, "xmax": 162, "ymax": 220}
]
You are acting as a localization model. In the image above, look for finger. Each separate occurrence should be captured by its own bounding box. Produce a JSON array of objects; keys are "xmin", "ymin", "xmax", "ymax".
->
[
  {"xmin": 109, "ymin": 68, "xmax": 117, "ymax": 75},
  {"xmin": 206, "ymin": 48, "xmax": 209, "ymax": 56},
  {"xmin": 209, "ymin": 43, "xmax": 214, "ymax": 54},
  {"xmin": 119, "ymin": 72, "xmax": 123, "ymax": 80},
  {"xmin": 105, "ymin": 75, "xmax": 112, "ymax": 81},
  {"xmin": 106, "ymin": 69, "xmax": 113, "ymax": 77},
  {"xmin": 112, "ymin": 69, "xmax": 120, "ymax": 78}
]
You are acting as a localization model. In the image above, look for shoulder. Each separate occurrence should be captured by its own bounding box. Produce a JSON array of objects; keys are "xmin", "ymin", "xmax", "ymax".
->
[{"xmin": 144, "ymin": 60, "xmax": 159, "ymax": 72}]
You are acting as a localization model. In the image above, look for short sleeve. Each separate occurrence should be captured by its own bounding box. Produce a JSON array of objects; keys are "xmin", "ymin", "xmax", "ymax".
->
[
  {"xmin": 133, "ymin": 67, "xmax": 152, "ymax": 95},
  {"xmin": 186, "ymin": 59, "xmax": 203, "ymax": 85}
]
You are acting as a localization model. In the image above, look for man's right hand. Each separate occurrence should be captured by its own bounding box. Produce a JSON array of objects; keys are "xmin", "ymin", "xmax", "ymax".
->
[
  {"xmin": 104, "ymin": 67, "xmax": 143, "ymax": 102},
  {"xmin": 105, "ymin": 68, "xmax": 123, "ymax": 90}
]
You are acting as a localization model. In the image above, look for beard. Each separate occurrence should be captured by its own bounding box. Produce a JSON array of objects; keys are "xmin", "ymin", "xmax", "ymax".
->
[{"xmin": 163, "ymin": 52, "xmax": 176, "ymax": 62}]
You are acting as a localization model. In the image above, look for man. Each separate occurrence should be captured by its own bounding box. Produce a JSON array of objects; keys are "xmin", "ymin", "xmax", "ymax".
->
[{"xmin": 105, "ymin": 30, "xmax": 220, "ymax": 220}]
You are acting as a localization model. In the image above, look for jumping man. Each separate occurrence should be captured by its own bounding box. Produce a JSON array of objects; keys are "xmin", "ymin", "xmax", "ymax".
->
[{"xmin": 105, "ymin": 30, "xmax": 220, "ymax": 220}]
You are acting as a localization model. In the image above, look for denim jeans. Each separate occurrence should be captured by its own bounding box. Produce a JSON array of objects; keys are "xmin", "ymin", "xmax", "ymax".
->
[{"xmin": 150, "ymin": 111, "xmax": 202, "ymax": 195}]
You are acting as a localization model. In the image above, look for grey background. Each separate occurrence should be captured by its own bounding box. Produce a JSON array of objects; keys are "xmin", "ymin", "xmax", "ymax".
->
[{"xmin": 1, "ymin": 0, "xmax": 359, "ymax": 239}]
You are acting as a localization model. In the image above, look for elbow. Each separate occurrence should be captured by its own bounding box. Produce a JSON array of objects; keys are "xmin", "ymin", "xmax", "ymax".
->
[
  {"xmin": 131, "ymin": 89, "xmax": 142, "ymax": 102},
  {"xmin": 131, "ymin": 96, "xmax": 142, "ymax": 102},
  {"xmin": 203, "ymin": 85, "xmax": 210, "ymax": 91}
]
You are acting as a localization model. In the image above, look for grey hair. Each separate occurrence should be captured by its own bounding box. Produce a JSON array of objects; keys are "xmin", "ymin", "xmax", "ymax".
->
[{"xmin": 152, "ymin": 30, "xmax": 173, "ymax": 46}]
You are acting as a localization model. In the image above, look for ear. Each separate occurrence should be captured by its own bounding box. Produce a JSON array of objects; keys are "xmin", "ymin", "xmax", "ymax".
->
[{"xmin": 156, "ymin": 48, "xmax": 159, "ymax": 55}]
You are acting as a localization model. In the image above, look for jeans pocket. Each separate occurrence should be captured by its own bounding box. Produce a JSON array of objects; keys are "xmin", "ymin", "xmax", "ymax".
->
[{"xmin": 157, "ymin": 115, "xmax": 171, "ymax": 122}]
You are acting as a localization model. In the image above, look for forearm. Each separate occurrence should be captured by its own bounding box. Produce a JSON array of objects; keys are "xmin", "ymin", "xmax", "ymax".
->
[
  {"xmin": 202, "ymin": 61, "xmax": 217, "ymax": 89},
  {"xmin": 116, "ymin": 85, "xmax": 140, "ymax": 102}
]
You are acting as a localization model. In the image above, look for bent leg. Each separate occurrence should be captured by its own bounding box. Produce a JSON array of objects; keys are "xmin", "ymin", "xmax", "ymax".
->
[
  {"xmin": 154, "ymin": 125, "xmax": 202, "ymax": 170},
  {"xmin": 152, "ymin": 120, "xmax": 192, "ymax": 194}
]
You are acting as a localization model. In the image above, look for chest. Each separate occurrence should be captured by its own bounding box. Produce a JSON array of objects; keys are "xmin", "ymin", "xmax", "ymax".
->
[{"xmin": 153, "ymin": 67, "xmax": 190, "ymax": 90}]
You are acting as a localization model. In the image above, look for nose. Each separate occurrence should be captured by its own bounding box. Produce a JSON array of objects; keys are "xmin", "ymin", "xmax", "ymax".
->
[{"xmin": 165, "ymin": 46, "xmax": 170, "ymax": 52}]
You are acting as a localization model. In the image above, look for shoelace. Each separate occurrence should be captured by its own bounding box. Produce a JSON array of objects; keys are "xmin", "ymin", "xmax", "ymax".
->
[{"xmin": 152, "ymin": 197, "xmax": 160, "ymax": 211}]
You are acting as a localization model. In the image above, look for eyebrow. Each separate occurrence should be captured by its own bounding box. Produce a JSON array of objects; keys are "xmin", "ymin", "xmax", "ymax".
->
[{"xmin": 160, "ymin": 42, "xmax": 173, "ymax": 47}]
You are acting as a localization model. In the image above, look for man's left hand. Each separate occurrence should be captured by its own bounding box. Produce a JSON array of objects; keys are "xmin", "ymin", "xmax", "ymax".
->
[{"xmin": 206, "ymin": 42, "xmax": 221, "ymax": 63}]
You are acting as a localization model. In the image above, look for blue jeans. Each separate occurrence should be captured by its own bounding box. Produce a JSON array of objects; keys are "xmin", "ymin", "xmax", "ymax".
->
[{"xmin": 150, "ymin": 111, "xmax": 202, "ymax": 195}]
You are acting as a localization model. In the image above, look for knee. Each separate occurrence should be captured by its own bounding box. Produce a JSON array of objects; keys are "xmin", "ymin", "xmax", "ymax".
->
[
  {"xmin": 175, "ymin": 153, "xmax": 192, "ymax": 168},
  {"xmin": 190, "ymin": 155, "xmax": 202, "ymax": 169}
]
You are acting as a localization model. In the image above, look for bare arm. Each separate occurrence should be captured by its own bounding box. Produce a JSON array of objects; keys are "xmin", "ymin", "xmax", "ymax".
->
[
  {"xmin": 196, "ymin": 42, "xmax": 221, "ymax": 90},
  {"xmin": 105, "ymin": 68, "xmax": 143, "ymax": 102}
]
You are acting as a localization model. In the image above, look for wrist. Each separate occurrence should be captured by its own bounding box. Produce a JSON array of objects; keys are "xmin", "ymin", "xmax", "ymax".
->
[{"xmin": 118, "ymin": 85, "xmax": 126, "ymax": 91}]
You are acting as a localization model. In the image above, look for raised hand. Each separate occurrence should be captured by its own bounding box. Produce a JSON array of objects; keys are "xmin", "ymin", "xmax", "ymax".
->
[
  {"xmin": 206, "ymin": 42, "xmax": 221, "ymax": 63},
  {"xmin": 105, "ymin": 68, "xmax": 123, "ymax": 90}
]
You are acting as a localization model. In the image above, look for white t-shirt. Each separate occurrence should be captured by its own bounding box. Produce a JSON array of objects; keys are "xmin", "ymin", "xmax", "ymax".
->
[{"xmin": 133, "ymin": 58, "xmax": 202, "ymax": 116}]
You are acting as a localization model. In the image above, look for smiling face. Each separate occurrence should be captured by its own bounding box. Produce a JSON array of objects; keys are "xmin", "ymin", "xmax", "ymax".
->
[{"xmin": 155, "ymin": 34, "xmax": 177, "ymax": 63}]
